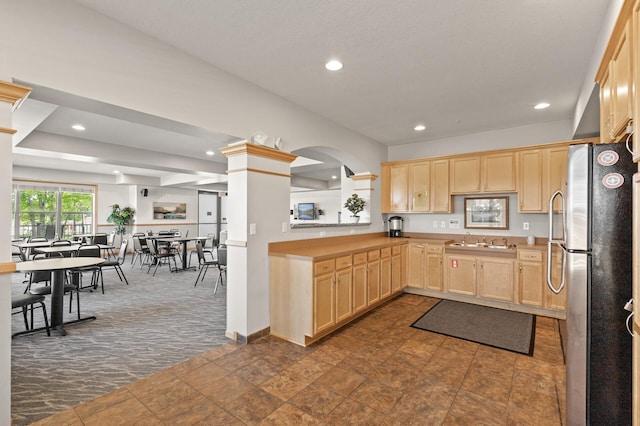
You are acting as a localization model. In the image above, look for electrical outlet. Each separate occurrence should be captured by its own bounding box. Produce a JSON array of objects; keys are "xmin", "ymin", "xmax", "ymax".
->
[
  {"xmin": 433, "ymin": 220, "xmax": 439, "ymax": 228},
  {"xmin": 440, "ymin": 221, "xmax": 447, "ymax": 228},
  {"xmin": 523, "ymin": 222, "xmax": 530, "ymax": 230}
]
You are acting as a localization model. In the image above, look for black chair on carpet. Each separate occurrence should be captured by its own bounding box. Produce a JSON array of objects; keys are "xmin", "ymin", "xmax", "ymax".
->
[
  {"xmin": 100, "ymin": 239, "xmax": 129, "ymax": 290},
  {"xmin": 26, "ymin": 254, "xmax": 80, "ymax": 318},
  {"xmin": 194, "ymin": 241, "xmax": 218, "ymax": 287},
  {"xmin": 147, "ymin": 239, "xmax": 178, "ymax": 276},
  {"xmin": 12, "ymin": 293, "xmax": 50, "ymax": 338},
  {"xmin": 214, "ymin": 245, "xmax": 227, "ymax": 294},
  {"xmin": 74, "ymin": 244, "xmax": 103, "ymax": 292}
]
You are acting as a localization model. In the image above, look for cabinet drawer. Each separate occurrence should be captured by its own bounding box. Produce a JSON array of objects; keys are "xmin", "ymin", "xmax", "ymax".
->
[
  {"xmin": 518, "ymin": 249, "xmax": 542, "ymax": 262},
  {"xmin": 335, "ymin": 255, "xmax": 352, "ymax": 270},
  {"xmin": 368, "ymin": 250, "xmax": 380, "ymax": 261},
  {"xmin": 381, "ymin": 247, "xmax": 392, "ymax": 258},
  {"xmin": 392, "ymin": 245, "xmax": 402, "ymax": 256},
  {"xmin": 426, "ymin": 245, "xmax": 443, "ymax": 254},
  {"xmin": 353, "ymin": 252, "xmax": 368, "ymax": 265},
  {"xmin": 314, "ymin": 259, "xmax": 335, "ymax": 276}
]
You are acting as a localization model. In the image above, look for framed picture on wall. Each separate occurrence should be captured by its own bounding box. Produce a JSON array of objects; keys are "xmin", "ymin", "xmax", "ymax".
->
[
  {"xmin": 464, "ymin": 197, "xmax": 508, "ymax": 230},
  {"xmin": 153, "ymin": 202, "xmax": 187, "ymax": 219}
]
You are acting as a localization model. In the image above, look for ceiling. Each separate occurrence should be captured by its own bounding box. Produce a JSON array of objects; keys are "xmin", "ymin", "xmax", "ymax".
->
[{"xmin": 13, "ymin": 0, "xmax": 611, "ymax": 190}]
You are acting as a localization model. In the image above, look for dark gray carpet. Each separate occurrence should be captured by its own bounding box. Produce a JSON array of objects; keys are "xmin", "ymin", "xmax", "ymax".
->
[
  {"xmin": 411, "ymin": 299, "xmax": 535, "ymax": 355},
  {"xmin": 10, "ymin": 258, "xmax": 228, "ymax": 425}
]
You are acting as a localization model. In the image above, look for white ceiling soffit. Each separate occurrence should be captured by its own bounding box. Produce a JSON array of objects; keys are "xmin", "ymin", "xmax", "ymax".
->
[{"xmin": 75, "ymin": 0, "xmax": 610, "ymax": 144}]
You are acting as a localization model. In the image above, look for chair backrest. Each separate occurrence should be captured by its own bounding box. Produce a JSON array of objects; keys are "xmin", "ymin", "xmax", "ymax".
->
[
  {"xmin": 92, "ymin": 234, "xmax": 108, "ymax": 245},
  {"xmin": 44, "ymin": 225, "xmax": 56, "ymax": 240},
  {"xmin": 51, "ymin": 240, "xmax": 72, "ymax": 246},
  {"xmin": 132, "ymin": 232, "xmax": 145, "ymax": 237},
  {"xmin": 30, "ymin": 238, "xmax": 48, "ymax": 243},
  {"xmin": 108, "ymin": 232, "xmax": 116, "ymax": 245},
  {"xmin": 117, "ymin": 240, "xmax": 128, "ymax": 263},
  {"xmin": 217, "ymin": 245, "xmax": 227, "ymax": 267},
  {"xmin": 195, "ymin": 241, "xmax": 206, "ymax": 263},
  {"xmin": 77, "ymin": 244, "xmax": 101, "ymax": 258},
  {"xmin": 158, "ymin": 231, "xmax": 172, "ymax": 236},
  {"xmin": 139, "ymin": 236, "xmax": 149, "ymax": 249},
  {"xmin": 204, "ymin": 234, "xmax": 215, "ymax": 249},
  {"xmin": 147, "ymin": 240, "xmax": 158, "ymax": 255},
  {"xmin": 133, "ymin": 236, "xmax": 142, "ymax": 251},
  {"xmin": 29, "ymin": 254, "xmax": 54, "ymax": 286}
]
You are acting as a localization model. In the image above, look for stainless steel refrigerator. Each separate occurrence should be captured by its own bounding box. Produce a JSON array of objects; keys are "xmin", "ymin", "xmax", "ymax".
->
[{"xmin": 547, "ymin": 142, "xmax": 633, "ymax": 425}]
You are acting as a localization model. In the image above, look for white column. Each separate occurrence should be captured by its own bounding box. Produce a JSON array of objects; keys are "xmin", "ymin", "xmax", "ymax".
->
[
  {"xmin": 0, "ymin": 80, "xmax": 32, "ymax": 425},
  {"xmin": 221, "ymin": 142, "xmax": 296, "ymax": 342}
]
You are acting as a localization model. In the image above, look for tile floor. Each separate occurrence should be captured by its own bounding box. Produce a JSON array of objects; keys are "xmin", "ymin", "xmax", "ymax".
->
[{"xmin": 32, "ymin": 294, "xmax": 566, "ymax": 425}]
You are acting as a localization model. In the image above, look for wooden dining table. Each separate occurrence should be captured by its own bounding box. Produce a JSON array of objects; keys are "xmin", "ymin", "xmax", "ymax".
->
[{"xmin": 14, "ymin": 257, "xmax": 106, "ymax": 336}]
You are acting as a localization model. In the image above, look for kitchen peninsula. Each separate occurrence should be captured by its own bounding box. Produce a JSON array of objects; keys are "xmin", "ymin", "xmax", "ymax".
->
[{"xmin": 269, "ymin": 232, "xmax": 564, "ymax": 346}]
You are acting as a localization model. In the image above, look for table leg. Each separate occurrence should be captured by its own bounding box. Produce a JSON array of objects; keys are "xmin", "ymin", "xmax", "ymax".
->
[{"xmin": 50, "ymin": 269, "xmax": 66, "ymax": 335}]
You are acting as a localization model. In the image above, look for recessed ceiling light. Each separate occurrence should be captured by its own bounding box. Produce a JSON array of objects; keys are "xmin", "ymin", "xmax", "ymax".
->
[
  {"xmin": 325, "ymin": 60, "xmax": 343, "ymax": 71},
  {"xmin": 534, "ymin": 102, "xmax": 550, "ymax": 110},
  {"xmin": 72, "ymin": 124, "xmax": 86, "ymax": 131},
  {"xmin": 414, "ymin": 124, "xmax": 427, "ymax": 131},
  {"xmin": 205, "ymin": 150, "xmax": 215, "ymax": 156},
  {"xmin": 331, "ymin": 175, "xmax": 337, "ymax": 180}
]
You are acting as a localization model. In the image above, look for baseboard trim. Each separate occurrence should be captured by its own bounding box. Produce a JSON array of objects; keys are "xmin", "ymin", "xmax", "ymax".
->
[{"xmin": 226, "ymin": 327, "xmax": 271, "ymax": 344}]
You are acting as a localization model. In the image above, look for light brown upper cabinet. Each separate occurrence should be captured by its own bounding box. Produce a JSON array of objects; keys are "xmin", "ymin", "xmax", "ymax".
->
[
  {"xmin": 598, "ymin": 20, "xmax": 632, "ymax": 143},
  {"xmin": 381, "ymin": 159, "xmax": 450, "ymax": 213},
  {"xmin": 518, "ymin": 145, "xmax": 568, "ymax": 213},
  {"xmin": 450, "ymin": 152, "xmax": 515, "ymax": 194}
]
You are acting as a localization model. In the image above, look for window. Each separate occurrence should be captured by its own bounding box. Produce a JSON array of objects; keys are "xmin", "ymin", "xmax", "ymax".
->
[{"xmin": 12, "ymin": 182, "xmax": 95, "ymax": 239}]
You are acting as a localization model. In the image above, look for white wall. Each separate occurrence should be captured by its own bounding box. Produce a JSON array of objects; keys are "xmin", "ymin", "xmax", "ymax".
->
[
  {"xmin": 290, "ymin": 190, "xmax": 341, "ymax": 224},
  {"xmin": 388, "ymin": 119, "xmax": 573, "ymax": 161},
  {"xmin": 396, "ymin": 193, "xmax": 549, "ymax": 241}
]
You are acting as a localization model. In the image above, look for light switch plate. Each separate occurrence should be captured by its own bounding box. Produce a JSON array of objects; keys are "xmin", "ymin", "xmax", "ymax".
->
[{"xmin": 250, "ymin": 223, "xmax": 257, "ymax": 235}]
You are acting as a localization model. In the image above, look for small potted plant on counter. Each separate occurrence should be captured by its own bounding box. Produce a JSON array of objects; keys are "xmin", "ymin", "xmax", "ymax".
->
[{"xmin": 344, "ymin": 193, "xmax": 366, "ymax": 223}]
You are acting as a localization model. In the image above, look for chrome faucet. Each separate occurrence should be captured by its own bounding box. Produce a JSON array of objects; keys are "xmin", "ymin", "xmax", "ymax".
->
[
  {"xmin": 462, "ymin": 232, "xmax": 470, "ymax": 244},
  {"xmin": 503, "ymin": 237, "xmax": 508, "ymax": 246}
]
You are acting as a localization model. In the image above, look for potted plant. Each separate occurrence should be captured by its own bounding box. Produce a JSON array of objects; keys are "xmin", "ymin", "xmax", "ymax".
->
[
  {"xmin": 106, "ymin": 204, "xmax": 136, "ymax": 244},
  {"xmin": 344, "ymin": 193, "xmax": 366, "ymax": 223}
]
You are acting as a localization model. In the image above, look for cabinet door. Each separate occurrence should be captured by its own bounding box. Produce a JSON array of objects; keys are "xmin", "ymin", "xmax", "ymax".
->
[
  {"xmin": 445, "ymin": 254, "xmax": 476, "ymax": 296},
  {"xmin": 450, "ymin": 156, "xmax": 481, "ymax": 194},
  {"xmin": 352, "ymin": 263, "xmax": 368, "ymax": 314},
  {"xmin": 611, "ymin": 21, "xmax": 632, "ymax": 138},
  {"xmin": 313, "ymin": 273, "xmax": 335, "ymax": 335},
  {"xmin": 483, "ymin": 152, "xmax": 516, "ymax": 192},
  {"xmin": 409, "ymin": 162, "xmax": 430, "ymax": 212},
  {"xmin": 425, "ymin": 253, "xmax": 443, "ymax": 291},
  {"xmin": 391, "ymin": 254, "xmax": 403, "ymax": 293},
  {"xmin": 367, "ymin": 260, "xmax": 380, "ymax": 305},
  {"xmin": 545, "ymin": 252, "xmax": 566, "ymax": 311},
  {"xmin": 381, "ymin": 164, "xmax": 391, "ymax": 213},
  {"xmin": 518, "ymin": 149, "xmax": 544, "ymax": 212},
  {"xmin": 431, "ymin": 159, "xmax": 451, "ymax": 212},
  {"xmin": 547, "ymin": 146, "xmax": 568, "ymax": 212},
  {"xmin": 380, "ymin": 257, "xmax": 392, "ymax": 299},
  {"xmin": 407, "ymin": 243, "xmax": 426, "ymax": 288},
  {"xmin": 600, "ymin": 67, "xmax": 614, "ymax": 143},
  {"xmin": 519, "ymin": 261, "xmax": 544, "ymax": 307},
  {"xmin": 389, "ymin": 164, "xmax": 409, "ymax": 212},
  {"xmin": 335, "ymin": 268, "xmax": 353, "ymax": 323},
  {"xmin": 477, "ymin": 257, "xmax": 514, "ymax": 302}
]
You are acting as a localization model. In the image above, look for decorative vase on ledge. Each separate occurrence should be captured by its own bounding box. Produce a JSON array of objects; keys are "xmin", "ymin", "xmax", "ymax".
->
[{"xmin": 351, "ymin": 216, "xmax": 360, "ymax": 223}]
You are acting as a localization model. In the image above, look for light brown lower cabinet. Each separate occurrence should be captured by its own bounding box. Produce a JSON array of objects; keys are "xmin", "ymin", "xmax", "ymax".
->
[
  {"xmin": 444, "ymin": 254, "xmax": 477, "ymax": 296},
  {"xmin": 426, "ymin": 246, "xmax": 444, "ymax": 291},
  {"xmin": 477, "ymin": 257, "xmax": 515, "ymax": 302},
  {"xmin": 352, "ymin": 253, "xmax": 368, "ymax": 314},
  {"xmin": 270, "ymin": 241, "xmax": 407, "ymax": 347}
]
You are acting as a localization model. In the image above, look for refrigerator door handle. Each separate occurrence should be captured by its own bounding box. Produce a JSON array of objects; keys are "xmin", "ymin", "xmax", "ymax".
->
[{"xmin": 547, "ymin": 190, "xmax": 566, "ymax": 294}]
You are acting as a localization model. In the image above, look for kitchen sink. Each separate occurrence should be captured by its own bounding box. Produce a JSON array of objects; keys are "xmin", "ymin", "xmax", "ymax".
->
[{"xmin": 447, "ymin": 242, "xmax": 513, "ymax": 250}]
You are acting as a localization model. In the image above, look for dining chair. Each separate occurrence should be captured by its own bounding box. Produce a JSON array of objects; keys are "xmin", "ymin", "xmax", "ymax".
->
[
  {"xmin": 74, "ymin": 245, "xmax": 103, "ymax": 292},
  {"xmin": 12, "ymin": 293, "xmax": 51, "ymax": 338},
  {"xmin": 131, "ymin": 235, "xmax": 150, "ymax": 268},
  {"xmin": 26, "ymin": 254, "xmax": 81, "ymax": 318},
  {"xmin": 92, "ymin": 233, "xmax": 108, "ymax": 245},
  {"xmin": 214, "ymin": 245, "xmax": 227, "ymax": 294},
  {"xmin": 100, "ymin": 239, "xmax": 129, "ymax": 291},
  {"xmin": 188, "ymin": 233, "xmax": 216, "ymax": 267},
  {"xmin": 194, "ymin": 241, "xmax": 218, "ymax": 287},
  {"xmin": 146, "ymin": 239, "xmax": 178, "ymax": 276},
  {"xmin": 50, "ymin": 240, "xmax": 74, "ymax": 257},
  {"xmin": 27, "ymin": 237, "xmax": 48, "ymax": 259}
]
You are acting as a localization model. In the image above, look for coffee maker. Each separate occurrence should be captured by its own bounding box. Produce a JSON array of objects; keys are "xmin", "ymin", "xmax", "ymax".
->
[{"xmin": 388, "ymin": 216, "xmax": 404, "ymax": 237}]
